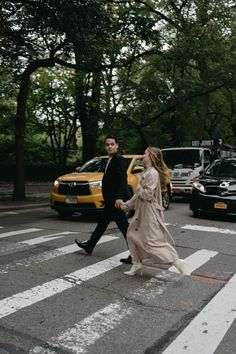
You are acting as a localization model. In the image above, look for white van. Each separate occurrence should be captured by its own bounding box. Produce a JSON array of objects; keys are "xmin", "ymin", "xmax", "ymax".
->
[{"xmin": 161, "ymin": 147, "xmax": 211, "ymax": 195}]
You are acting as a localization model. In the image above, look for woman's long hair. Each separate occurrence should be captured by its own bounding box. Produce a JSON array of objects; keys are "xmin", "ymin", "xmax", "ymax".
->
[{"xmin": 147, "ymin": 147, "xmax": 170, "ymax": 190}]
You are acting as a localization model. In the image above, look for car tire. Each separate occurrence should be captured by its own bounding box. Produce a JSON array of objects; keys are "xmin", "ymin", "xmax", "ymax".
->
[
  {"xmin": 192, "ymin": 209, "xmax": 201, "ymax": 218},
  {"xmin": 162, "ymin": 190, "xmax": 170, "ymax": 210},
  {"xmin": 57, "ymin": 210, "xmax": 74, "ymax": 217}
]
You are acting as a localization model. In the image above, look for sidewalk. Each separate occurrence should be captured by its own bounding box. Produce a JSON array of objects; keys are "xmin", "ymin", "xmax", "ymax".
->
[{"xmin": 0, "ymin": 181, "xmax": 51, "ymax": 212}]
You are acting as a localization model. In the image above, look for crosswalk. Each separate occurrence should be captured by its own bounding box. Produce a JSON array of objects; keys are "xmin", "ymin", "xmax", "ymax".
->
[{"xmin": 0, "ymin": 222, "xmax": 236, "ymax": 354}]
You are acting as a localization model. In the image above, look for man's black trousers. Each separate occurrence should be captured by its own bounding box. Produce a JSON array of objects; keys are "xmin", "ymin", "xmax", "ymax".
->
[{"xmin": 89, "ymin": 205, "xmax": 129, "ymax": 248}]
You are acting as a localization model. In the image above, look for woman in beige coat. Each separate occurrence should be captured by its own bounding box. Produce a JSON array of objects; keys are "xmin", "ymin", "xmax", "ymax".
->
[{"xmin": 121, "ymin": 147, "xmax": 190, "ymax": 276}]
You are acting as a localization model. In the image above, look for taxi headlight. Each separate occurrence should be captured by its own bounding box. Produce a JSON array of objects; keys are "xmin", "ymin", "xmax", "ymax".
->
[
  {"xmin": 89, "ymin": 181, "xmax": 102, "ymax": 188},
  {"xmin": 54, "ymin": 180, "xmax": 60, "ymax": 189},
  {"xmin": 192, "ymin": 181, "xmax": 206, "ymax": 193}
]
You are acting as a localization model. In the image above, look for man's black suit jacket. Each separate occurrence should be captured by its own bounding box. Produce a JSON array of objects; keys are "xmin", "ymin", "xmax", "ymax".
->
[{"xmin": 102, "ymin": 153, "xmax": 129, "ymax": 207}]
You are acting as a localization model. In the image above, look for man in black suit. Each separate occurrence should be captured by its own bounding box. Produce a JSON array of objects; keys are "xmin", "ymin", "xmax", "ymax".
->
[{"xmin": 74, "ymin": 134, "xmax": 132, "ymax": 264}]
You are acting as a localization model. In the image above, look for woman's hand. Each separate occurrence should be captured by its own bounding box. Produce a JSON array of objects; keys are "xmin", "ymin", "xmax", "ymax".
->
[
  {"xmin": 120, "ymin": 201, "xmax": 127, "ymax": 210},
  {"xmin": 115, "ymin": 199, "xmax": 124, "ymax": 208}
]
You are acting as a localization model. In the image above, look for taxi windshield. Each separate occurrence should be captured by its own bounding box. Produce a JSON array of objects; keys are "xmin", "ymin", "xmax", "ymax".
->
[
  {"xmin": 79, "ymin": 158, "xmax": 108, "ymax": 172},
  {"xmin": 78, "ymin": 157, "xmax": 132, "ymax": 173}
]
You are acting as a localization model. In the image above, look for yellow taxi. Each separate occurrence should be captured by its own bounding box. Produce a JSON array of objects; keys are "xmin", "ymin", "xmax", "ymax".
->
[{"xmin": 51, "ymin": 155, "xmax": 171, "ymax": 216}]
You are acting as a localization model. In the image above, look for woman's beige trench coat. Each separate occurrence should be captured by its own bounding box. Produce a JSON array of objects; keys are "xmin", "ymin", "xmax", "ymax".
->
[{"xmin": 124, "ymin": 166, "xmax": 179, "ymax": 264}]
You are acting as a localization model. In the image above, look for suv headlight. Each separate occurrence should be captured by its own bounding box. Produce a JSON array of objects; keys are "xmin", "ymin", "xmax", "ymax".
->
[
  {"xmin": 192, "ymin": 181, "xmax": 206, "ymax": 193},
  {"xmin": 89, "ymin": 181, "xmax": 102, "ymax": 188},
  {"xmin": 54, "ymin": 180, "xmax": 60, "ymax": 188}
]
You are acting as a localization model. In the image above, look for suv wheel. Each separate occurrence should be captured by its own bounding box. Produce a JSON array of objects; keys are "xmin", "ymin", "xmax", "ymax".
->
[
  {"xmin": 57, "ymin": 210, "xmax": 74, "ymax": 217},
  {"xmin": 162, "ymin": 190, "xmax": 170, "ymax": 210}
]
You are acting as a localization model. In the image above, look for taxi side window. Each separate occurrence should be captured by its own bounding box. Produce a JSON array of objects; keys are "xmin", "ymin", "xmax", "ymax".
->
[{"xmin": 132, "ymin": 159, "xmax": 144, "ymax": 174}]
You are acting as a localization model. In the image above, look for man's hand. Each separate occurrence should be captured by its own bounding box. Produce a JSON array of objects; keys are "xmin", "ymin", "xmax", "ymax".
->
[{"xmin": 115, "ymin": 199, "xmax": 123, "ymax": 208}]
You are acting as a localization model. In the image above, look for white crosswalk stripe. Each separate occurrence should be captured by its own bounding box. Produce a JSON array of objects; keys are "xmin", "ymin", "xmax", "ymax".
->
[
  {"xmin": 0, "ymin": 251, "xmax": 129, "ymax": 319},
  {"xmin": 0, "ymin": 235, "xmax": 119, "ymax": 275},
  {"xmin": 162, "ymin": 272, "xmax": 236, "ymax": 354},
  {"xmin": 30, "ymin": 278, "xmax": 163, "ymax": 354},
  {"xmin": 19, "ymin": 231, "xmax": 77, "ymax": 245},
  {"xmin": 168, "ymin": 249, "xmax": 218, "ymax": 273},
  {"xmin": 31, "ymin": 302, "xmax": 134, "ymax": 354},
  {"xmin": 0, "ymin": 228, "xmax": 42, "ymax": 239},
  {"xmin": 181, "ymin": 224, "xmax": 236, "ymax": 235}
]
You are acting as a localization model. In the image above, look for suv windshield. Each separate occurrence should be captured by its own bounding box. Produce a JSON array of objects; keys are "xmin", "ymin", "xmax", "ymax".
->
[
  {"xmin": 78, "ymin": 157, "xmax": 132, "ymax": 173},
  {"xmin": 162, "ymin": 149, "xmax": 201, "ymax": 169},
  {"xmin": 204, "ymin": 159, "xmax": 236, "ymax": 178},
  {"xmin": 79, "ymin": 158, "xmax": 108, "ymax": 172}
]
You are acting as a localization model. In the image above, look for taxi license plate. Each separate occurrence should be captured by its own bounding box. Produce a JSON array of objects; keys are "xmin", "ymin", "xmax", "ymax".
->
[
  {"xmin": 214, "ymin": 202, "xmax": 227, "ymax": 210},
  {"xmin": 66, "ymin": 196, "xmax": 77, "ymax": 204}
]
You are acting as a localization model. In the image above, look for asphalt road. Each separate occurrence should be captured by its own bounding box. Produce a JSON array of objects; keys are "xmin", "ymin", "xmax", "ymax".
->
[{"xmin": 0, "ymin": 199, "xmax": 236, "ymax": 354}]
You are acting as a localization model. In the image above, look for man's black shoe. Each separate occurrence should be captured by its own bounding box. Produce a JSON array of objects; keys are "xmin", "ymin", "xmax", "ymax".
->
[
  {"xmin": 75, "ymin": 239, "xmax": 93, "ymax": 255},
  {"xmin": 120, "ymin": 255, "xmax": 132, "ymax": 264}
]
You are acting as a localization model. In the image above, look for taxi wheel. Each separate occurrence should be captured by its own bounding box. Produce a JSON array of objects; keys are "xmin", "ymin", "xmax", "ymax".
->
[
  {"xmin": 162, "ymin": 190, "xmax": 170, "ymax": 210},
  {"xmin": 57, "ymin": 210, "xmax": 74, "ymax": 217}
]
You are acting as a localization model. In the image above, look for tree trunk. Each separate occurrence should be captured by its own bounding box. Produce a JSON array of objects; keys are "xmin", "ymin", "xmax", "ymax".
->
[
  {"xmin": 195, "ymin": 92, "xmax": 209, "ymax": 140},
  {"xmin": 75, "ymin": 68, "xmax": 100, "ymax": 163},
  {"xmin": 88, "ymin": 71, "xmax": 101, "ymax": 155},
  {"xmin": 13, "ymin": 76, "xmax": 28, "ymax": 199},
  {"xmin": 231, "ymin": 121, "xmax": 236, "ymax": 145},
  {"xmin": 13, "ymin": 58, "xmax": 56, "ymax": 200}
]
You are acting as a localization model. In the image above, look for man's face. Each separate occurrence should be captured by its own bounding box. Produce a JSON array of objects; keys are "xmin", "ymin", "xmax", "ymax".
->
[{"xmin": 105, "ymin": 138, "xmax": 119, "ymax": 156}]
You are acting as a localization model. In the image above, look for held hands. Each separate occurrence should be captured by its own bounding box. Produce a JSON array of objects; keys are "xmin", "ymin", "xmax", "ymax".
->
[
  {"xmin": 120, "ymin": 202, "xmax": 126, "ymax": 210},
  {"xmin": 115, "ymin": 199, "xmax": 124, "ymax": 209},
  {"xmin": 115, "ymin": 199, "xmax": 128, "ymax": 212},
  {"xmin": 115, "ymin": 200, "xmax": 129, "ymax": 215}
]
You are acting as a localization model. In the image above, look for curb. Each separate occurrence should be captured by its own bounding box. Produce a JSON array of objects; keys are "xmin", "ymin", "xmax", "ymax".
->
[{"xmin": 0, "ymin": 203, "xmax": 50, "ymax": 212}]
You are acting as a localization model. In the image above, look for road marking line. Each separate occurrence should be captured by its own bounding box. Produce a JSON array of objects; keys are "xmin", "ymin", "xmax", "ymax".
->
[
  {"xmin": 169, "ymin": 249, "xmax": 218, "ymax": 274},
  {"xmin": 181, "ymin": 224, "xmax": 236, "ymax": 235},
  {"xmin": 33, "ymin": 303, "xmax": 134, "ymax": 354},
  {"xmin": 162, "ymin": 273, "xmax": 236, "ymax": 354},
  {"xmin": 0, "ymin": 235, "xmax": 119, "ymax": 275},
  {"xmin": 0, "ymin": 250, "xmax": 129, "ymax": 319},
  {"xmin": 0, "ymin": 228, "xmax": 42, "ymax": 239},
  {"xmin": 30, "ymin": 278, "xmax": 166, "ymax": 354},
  {"xmin": 19, "ymin": 231, "xmax": 77, "ymax": 245}
]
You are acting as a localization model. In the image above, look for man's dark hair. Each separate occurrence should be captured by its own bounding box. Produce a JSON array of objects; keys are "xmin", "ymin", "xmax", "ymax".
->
[{"xmin": 105, "ymin": 134, "xmax": 118, "ymax": 143}]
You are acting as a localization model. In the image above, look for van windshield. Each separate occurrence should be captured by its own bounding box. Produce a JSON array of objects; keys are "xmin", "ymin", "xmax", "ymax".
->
[{"xmin": 162, "ymin": 149, "xmax": 201, "ymax": 169}]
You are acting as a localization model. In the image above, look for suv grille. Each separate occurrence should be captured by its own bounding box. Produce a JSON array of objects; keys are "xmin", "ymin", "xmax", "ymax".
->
[
  {"xmin": 205, "ymin": 186, "xmax": 227, "ymax": 195},
  {"xmin": 58, "ymin": 181, "xmax": 90, "ymax": 196}
]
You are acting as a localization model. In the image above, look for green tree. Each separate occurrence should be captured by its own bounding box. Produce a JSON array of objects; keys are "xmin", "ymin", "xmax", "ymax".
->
[{"xmin": 29, "ymin": 67, "xmax": 79, "ymax": 166}]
